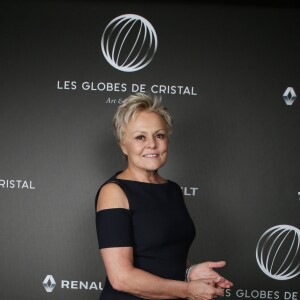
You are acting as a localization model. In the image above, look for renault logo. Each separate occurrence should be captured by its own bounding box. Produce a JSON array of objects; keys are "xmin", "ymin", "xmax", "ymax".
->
[
  {"xmin": 43, "ymin": 275, "xmax": 56, "ymax": 292},
  {"xmin": 283, "ymin": 87, "xmax": 297, "ymax": 105}
]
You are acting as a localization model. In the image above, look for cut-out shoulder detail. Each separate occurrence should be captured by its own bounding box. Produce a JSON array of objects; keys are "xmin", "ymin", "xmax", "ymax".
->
[{"xmin": 96, "ymin": 182, "xmax": 129, "ymax": 212}]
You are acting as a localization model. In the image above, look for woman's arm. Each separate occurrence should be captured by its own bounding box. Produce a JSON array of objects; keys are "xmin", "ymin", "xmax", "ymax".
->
[{"xmin": 101, "ymin": 246, "xmax": 223, "ymax": 300}]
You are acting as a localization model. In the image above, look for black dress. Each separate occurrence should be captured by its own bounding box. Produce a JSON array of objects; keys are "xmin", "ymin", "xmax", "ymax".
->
[{"xmin": 95, "ymin": 173, "xmax": 196, "ymax": 299}]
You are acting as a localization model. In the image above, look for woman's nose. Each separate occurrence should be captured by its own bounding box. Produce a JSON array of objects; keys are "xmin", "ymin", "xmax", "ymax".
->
[{"xmin": 147, "ymin": 137, "xmax": 157, "ymax": 148}]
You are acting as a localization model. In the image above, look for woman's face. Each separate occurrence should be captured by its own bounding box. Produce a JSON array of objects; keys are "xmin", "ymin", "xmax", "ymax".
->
[{"xmin": 120, "ymin": 110, "xmax": 169, "ymax": 173}]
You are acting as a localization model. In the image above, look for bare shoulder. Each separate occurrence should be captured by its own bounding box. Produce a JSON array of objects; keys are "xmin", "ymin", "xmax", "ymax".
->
[{"xmin": 96, "ymin": 182, "xmax": 129, "ymax": 211}]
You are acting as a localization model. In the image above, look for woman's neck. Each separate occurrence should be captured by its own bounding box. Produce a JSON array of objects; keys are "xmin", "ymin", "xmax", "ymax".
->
[{"xmin": 118, "ymin": 167, "xmax": 166, "ymax": 184}]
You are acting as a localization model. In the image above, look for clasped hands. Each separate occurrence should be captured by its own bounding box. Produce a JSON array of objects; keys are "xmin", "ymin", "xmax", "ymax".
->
[{"xmin": 187, "ymin": 261, "xmax": 233, "ymax": 299}]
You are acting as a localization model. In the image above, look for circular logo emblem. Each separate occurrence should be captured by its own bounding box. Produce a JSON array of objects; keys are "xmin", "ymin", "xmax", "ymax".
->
[
  {"xmin": 101, "ymin": 14, "xmax": 158, "ymax": 72},
  {"xmin": 256, "ymin": 225, "xmax": 300, "ymax": 280}
]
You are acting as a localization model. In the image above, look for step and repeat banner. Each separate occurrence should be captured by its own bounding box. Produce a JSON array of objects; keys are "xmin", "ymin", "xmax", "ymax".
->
[{"xmin": 1, "ymin": 1, "xmax": 299, "ymax": 299}]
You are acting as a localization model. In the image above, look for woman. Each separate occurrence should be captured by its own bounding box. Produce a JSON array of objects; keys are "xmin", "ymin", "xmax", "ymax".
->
[{"xmin": 95, "ymin": 93, "xmax": 233, "ymax": 299}]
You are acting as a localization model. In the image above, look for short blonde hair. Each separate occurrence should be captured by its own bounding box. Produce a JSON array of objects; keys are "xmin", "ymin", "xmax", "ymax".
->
[{"xmin": 113, "ymin": 93, "xmax": 173, "ymax": 144}]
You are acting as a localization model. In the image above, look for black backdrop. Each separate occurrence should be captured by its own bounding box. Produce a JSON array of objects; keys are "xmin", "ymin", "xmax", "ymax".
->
[{"xmin": 1, "ymin": 1, "xmax": 300, "ymax": 299}]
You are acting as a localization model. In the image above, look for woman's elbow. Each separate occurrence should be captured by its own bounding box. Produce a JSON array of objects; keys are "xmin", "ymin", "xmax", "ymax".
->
[{"xmin": 108, "ymin": 272, "xmax": 131, "ymax": 292}]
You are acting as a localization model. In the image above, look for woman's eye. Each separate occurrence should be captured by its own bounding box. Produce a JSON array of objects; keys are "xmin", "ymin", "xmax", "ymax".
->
[
  {"xmin": 135, "ymin": 135, "xmax": 145, "ymax": 141},
  {"xmin": 156, "ymin": 134, "xmax": 165, "ymax": 139}
]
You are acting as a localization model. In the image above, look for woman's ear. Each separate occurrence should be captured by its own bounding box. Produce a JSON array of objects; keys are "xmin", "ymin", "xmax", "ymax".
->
[{"xmin": 120, "ymin": 143, "xmax": 128, "ymax": 156}]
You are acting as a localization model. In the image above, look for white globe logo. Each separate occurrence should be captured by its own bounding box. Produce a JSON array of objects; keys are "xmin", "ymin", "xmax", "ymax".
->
[
  {"xmin": 256, "ymin": 225, "xmax": 300, "ymax": 280},
  {"xmin": 101, "ymin": 14, "xmax": 158, "ymax": 72}
]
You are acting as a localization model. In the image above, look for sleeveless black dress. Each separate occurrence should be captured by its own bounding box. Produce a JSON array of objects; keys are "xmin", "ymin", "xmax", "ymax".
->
[{"xmin": 95, "ymin": 173, "xmax": 196, "ymax": 299}]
